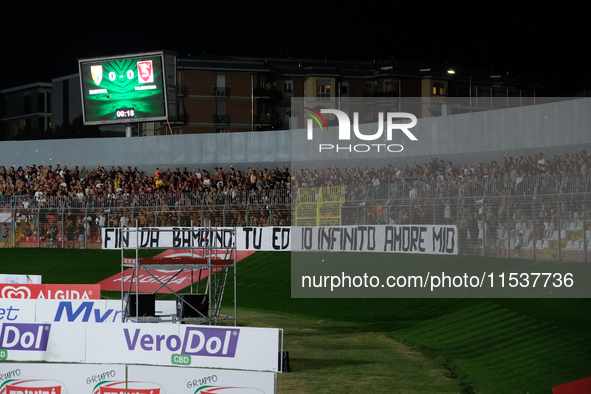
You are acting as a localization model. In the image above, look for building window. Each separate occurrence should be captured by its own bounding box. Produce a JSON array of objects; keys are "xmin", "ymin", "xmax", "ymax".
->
[
  {"xmin": 363, "ymin": 105, "xmax": 375, "ymax": 122},
  {"xmin": 384, "ymin": 80, "xmax": 394, "ymax": 93},
  {"xmin": 23, "ymin": 94, "xmax": 31, "ymax": 114},
  {"xmin": 316, "ymin": 79, "xmax": 331, "ymax": 100},
  {"xmin": 216, "ymin": 100, "xmax": 226, "ymax": 116},
  {"xmin": 433, "ymin": 82, "xmax": 445, "ymax": 97},
  {"xmin": 37, "ymin": 92, "xmax": 45, "ymax": 113},
  {"xmin": 63, "ymin": 79, "xmax": 69, "ymax": 124},
  {"xmin": 216, "ymin": 73, "xmax": 225, "ymax": 88},
  {"xmin": 37, "ymin": 116, "xmax": 45, "ymax": 131},
  {"xmin": 341, "ymin": 81, "xmax": 349, "ymax": 96},
  {"xmin": 284, "ymin": 80, "xmax": 293, "ymax": 93},
  {"xmin": 215, "ymin": 73, "xmax": 226, "ymax": 97}
]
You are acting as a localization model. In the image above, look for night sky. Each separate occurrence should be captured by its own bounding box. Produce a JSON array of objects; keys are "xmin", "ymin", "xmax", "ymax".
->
[{"xmin": 3, "ymin": 1, "xmax": 588, "ymax": 95}]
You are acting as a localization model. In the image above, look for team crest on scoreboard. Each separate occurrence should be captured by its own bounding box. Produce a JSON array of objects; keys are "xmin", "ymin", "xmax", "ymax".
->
[
  {"xmin": 137, "ymin": 61, "xmax": 154, "ymax": 83},
  {"xmin": 91, "ymin": 65, "xmax": 103, "ymax": 86}
]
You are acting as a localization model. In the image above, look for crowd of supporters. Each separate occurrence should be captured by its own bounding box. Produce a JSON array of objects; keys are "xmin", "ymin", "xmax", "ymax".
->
[
  {"xmin": 1, "ymin": 149, "xmax": 589, "ymax": 254},
  {"xmin": 0, "ymin": 164, "xmax": 293, "ymax": 207},
  {"xmin": 0, "ymin": 149, "xmax": 589, "ymax": 207}
]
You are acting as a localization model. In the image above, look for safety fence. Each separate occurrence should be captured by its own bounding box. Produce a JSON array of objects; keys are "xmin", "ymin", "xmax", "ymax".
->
[
  {"xmin": 340, "ymin": 194, "xmax": 590, "ymax": 262},
  {"xmin": 1, "ymin": 196, "xmax": 588, "ymax": 263},
  {"xmin": 1, "ymin": 176, "xmax": 589, "ymax": 262},
  {"xmin": 0, "ymin": 173, "xmax": 588, "ymax": 210},
  {"xmin": 350, "ymin": 172, "xmax": 591, "ymax": 201},
  {"xmin": 0, "ymin": 189, "xmax": 293, "ymax": 210},
  {"xmin": 0, "ymin": 205, "xmax": 292, "ymax": 250}
]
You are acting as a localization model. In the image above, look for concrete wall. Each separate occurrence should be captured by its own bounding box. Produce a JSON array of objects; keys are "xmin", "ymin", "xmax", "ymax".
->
[
  {"xmin": 291, "ymin": 98, "xmax": 590, "ymax": 159},
  {"xmin": 1, "ymin": 98, "xmax": 589, "ymax": 173},
  {"xmin": 0, "ymin": 130, "xmax": 291, "ymax": 173}
]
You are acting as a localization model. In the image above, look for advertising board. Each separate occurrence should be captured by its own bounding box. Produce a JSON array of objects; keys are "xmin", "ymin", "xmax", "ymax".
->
[
  {"xmin": 0, "ymin": 299, "xmax": 177, "ymax": 323},
  {"xmin": 0, "ymin": 363, "xmax": 127, "ymax": 394},
  {"xmin": 0, "ymin": 322, "xmax": 85, "ymax": 363},
  {"xmin": 0, "ymin": 284, "xmax": 100, "ymax": 300},
  {"xmin": 0, "ymin": 323, "xmax": 280, "ymax": 371},
  {"xmin": 86, "ymin": 324, "xmax": 280, "ymax": 372},
  {"xmin": 128, "ymin": 364, "xmax": 276, "ymax": 394},
  {"xmin": 0, "ymin": 363, "xmax": 275, "ymax": 394}
]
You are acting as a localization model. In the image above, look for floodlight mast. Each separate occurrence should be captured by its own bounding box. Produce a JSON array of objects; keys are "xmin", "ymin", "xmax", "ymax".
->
[{"xmin": 119, "ymin": 220, "xmax": 237, "ymax": 325}]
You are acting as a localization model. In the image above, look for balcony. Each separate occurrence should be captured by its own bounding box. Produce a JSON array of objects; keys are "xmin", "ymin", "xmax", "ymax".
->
[
  {"xmin": 362, "ymin": 91, "xmax": 399, "ymax": 98},
  {"xmin": 168, "ymin": 112, "xmax": 187, "ymax": 124},
  {"xmin": 361, "ymin": 91, "xmax": 401, "ymax": 107},
  {"xmin": 212, "ymin": 114, "xmax": 230, "ymax": 125},
  {"xmin": 212, "ymin": 87, "xmax": 230, "ymax": 98},
  {"xmin": 177, "ymin": 84, "xmax": 189, "ymax": 97},
  {"xmin": 253, "ymin": 88, "xmax": 282, "ymax": 100},
  {"xmin": 255, "ymin": 113, "xmax": 282, "ymax": 127}
]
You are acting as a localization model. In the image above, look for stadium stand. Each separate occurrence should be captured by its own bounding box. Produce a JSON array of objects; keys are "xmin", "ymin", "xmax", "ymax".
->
[{"xmin": 0, "ymin": 149, "xmax": 589, "ymax": 262}]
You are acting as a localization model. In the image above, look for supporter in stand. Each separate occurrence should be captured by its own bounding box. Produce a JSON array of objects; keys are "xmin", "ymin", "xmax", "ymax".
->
[{"xmin": 2, "ymin": 150, "xmax": 589, "ymax": 214}]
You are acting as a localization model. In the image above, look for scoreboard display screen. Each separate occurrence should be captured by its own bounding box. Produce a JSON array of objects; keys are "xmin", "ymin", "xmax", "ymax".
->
[{"xmin": 78, "ymin": 52, "xmax": 168, "ymax": 125}]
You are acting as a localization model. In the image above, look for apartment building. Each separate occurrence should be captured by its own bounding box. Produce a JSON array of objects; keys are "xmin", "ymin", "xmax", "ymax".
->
[
  {"xmin": 174, "ymin": 54, "xmax": 539, "ymax": 134},
  {"xmin": 1, "ymin": 54, "xmax": 540, "ymax": 139}
]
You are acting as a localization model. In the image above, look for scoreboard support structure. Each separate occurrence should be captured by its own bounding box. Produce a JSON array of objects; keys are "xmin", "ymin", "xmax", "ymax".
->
[{"xmin": 120, "ymin": 221, "xmax": 237, "ymax": 325}]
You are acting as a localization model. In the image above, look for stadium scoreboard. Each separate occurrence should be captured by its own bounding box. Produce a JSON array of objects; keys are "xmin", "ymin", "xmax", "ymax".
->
[{"xmin": 78, "ymin": 51, "xmax": 177, "ymax": 125}]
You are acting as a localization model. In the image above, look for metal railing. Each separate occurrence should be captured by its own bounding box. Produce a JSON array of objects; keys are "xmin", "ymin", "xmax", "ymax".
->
[
  {"xmin": 1, "ymin": 172, "xmax": 589, "ymax": 262},
  {"xmin": 339, "ymin": 194, "xmax": 590, "ymax": 262},
  {"xmin": 0, "ymin": 189, "xmax": 293, "ymax": 209},
  {"xmin": 0, "ymin": 204, "xmax": 292, "ymax": 249},
  {"xmin": 1, "ymin": 173, "xmax": 587, "ymax": 210}
]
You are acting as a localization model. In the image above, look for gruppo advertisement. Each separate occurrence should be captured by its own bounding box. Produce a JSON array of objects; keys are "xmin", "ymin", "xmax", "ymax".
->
[
  {"xmin": 0, "ymin": 363, "xmax": 275, "ymax": 394},
  {"xmin": 127, "ymin": 365, "xmax": 275, "ymax": 394},
  {"xmin": 0, "ymin": 363, "xmax": 126, "ymax": 394}
]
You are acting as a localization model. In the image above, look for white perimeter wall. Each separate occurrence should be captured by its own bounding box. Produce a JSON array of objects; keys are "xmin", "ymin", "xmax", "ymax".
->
[{"xmin": 0, "ymin": 98, "xmax": 588, "ymax": 171}]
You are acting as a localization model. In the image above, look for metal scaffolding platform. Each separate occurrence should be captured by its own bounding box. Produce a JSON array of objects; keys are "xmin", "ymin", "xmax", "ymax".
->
[{"xmin": 120, "ymin": 224, "xmax": 237, "ymax": 325}]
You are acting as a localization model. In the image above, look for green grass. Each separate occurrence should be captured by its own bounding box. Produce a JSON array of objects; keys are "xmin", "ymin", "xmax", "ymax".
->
[{"xmin": 1, "ymin": 249, "xmax": 590, "ymax": 393}]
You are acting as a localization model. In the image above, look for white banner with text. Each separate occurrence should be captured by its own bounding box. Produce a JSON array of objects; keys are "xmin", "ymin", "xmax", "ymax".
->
[
  {"xmin": 292, "ymin": 225, "xmax": 457, "ymax": 254},
  {"xmin": 101, "ymin": 225, "xmax": 457, "ymax": 254},
  {"xmin": 101, "ymin": 226, "xmax": 291, "ymax": 251}
]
